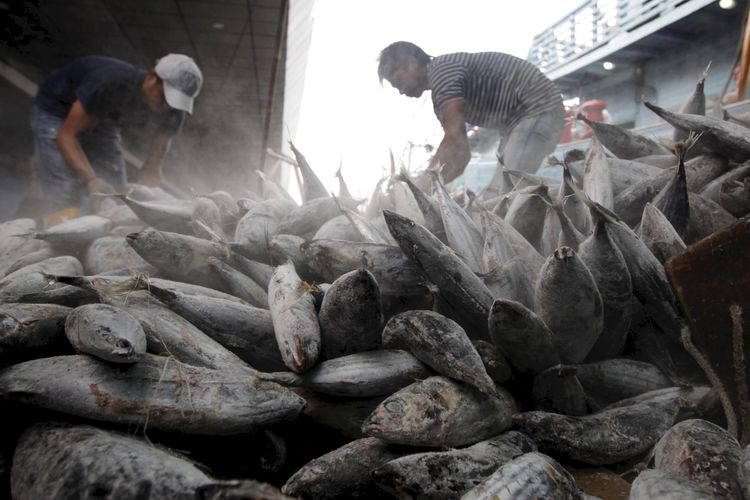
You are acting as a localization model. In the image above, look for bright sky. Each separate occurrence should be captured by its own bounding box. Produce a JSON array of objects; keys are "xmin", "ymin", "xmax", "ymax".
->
[{"xmin": 292, "ymin": 0, "xmax": 583, "ymax": 201}]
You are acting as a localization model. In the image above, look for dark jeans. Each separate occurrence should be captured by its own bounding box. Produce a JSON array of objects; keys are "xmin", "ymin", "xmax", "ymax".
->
[
  {"xmin": 30, "ymin": 105, "xmax": 126, "ymax": 213},
  {"xmin": 485, "ymin": 104, "xmax": 566, "ymax": 193}
]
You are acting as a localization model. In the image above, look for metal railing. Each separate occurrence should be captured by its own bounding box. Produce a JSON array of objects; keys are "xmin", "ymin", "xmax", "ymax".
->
[{"xmin": 527, "ymin": 0, "xmax": 694, "ymax": 74}]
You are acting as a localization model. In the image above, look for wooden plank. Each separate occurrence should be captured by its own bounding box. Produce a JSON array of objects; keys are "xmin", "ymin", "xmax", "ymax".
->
[{"xmin": 666, "ymin": 218, "xmax": 750, "ymax": 432}]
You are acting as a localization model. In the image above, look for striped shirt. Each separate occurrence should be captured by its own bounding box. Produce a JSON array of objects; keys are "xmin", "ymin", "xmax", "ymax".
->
[{"xmin": 428, "ymin": 52, "xmax": 562, "ymax": 134}]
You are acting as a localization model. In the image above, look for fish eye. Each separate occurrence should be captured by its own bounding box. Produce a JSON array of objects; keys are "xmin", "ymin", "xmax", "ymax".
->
[{"xmin": 385, "ymin": 399, "xmax": 404, "ymax": 415}]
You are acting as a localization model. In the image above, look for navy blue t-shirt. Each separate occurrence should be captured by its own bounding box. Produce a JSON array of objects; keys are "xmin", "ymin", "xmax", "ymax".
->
[{"xmin": 35, "ymin": 56, "xmax": 184, "ymax": 135}]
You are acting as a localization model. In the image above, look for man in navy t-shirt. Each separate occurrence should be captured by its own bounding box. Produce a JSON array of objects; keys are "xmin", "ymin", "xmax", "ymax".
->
[{"xmin": 31, "ymin": 53, "xmax": 203, "ymax": 214}]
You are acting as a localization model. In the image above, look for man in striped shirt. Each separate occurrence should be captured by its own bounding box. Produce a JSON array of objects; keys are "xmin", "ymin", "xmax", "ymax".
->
[{"xmin": 378, "ymin": 41, "xmax": 565, "ymax": 194}]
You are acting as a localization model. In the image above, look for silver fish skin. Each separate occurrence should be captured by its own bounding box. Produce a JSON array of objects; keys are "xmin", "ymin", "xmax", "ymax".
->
[
  {"xmin": 686, "ymin": 192, "xmax": 737, "ymax": 243},
  {"xmin": 0, "ymin": 303, "xmax": 70, "ymax": 353},
  {"xmin": 341, "ymin": 205, "xmax": 395, "ymax": 244},
  {"xmin": 383, "ymin": 210, "xmax": 494, "ymax": 339},
  {"xmin": 578, "ymin": 218, "xmax": 632, "ymax": 361},
  {"xmin": 579, "ymin": 112, "xmax": 670, "ymax": 159},
  {"xmin": 629, "ymin": 469, "xmax": 719, "ymax": 500},
  {"xmin": 268, "ymin": 261, "xmax": 320, "ymax": 373},
  {"xmin": 229, "ymin": 252, "xmax": 274, "ymax": 290},
  {"xmin": 512, "ymin": 386, "xmax": 715, "ymax": 465},
  {"xmin": 64, "ymin": 303, "xmax": 147, "ymax": 363},
  {"xmin": 461, "ymin": 451, "xmax": 584, "ymax": 500},
  {"xmin": 639, "ymin": 203, "xmax": 687, "ymax": 265},
  {"xmin": 257, "ymin": 170, "xmax": 298, "ymax": 203},
  {"xmin": 116, "ymin": 194, "xmax": 195, "ymax": 233},
  {"xmin": 399, "ymin": 172, "xmax": 448, "ymax": 243},
  {"xmin": 2, "ymin": 245, "xmax": 59, "ymax": 278},
  {"xmin": 144, "ymin": 283, "xmax": 285, "ymax": 373},
  {"xmin": 319, "ymin": 268, "xmax": 383, "ymax": 359},
  {"xmin": 289, "ymin": 141, "xmax": 330, "ymax": 202},
  {"xmin": 83, "ymin": 235, "xmax": 152, "ymax": 276},
  {"xmin": 383, "ymin": 310, "xmax": 496, "ymax": 395},
  {"xmin": 191, "ymin": 196, "xmax": 225, "ymax": 241},
  {"xmin": 268, "ymin": 234, "xmax": 317, "ymax": 279},
  {"xmin": 654, "ymin": 419, "xmax": 742, "ymax": 499},
  {"xmin": 126, "ymin": 228, "xmax": 229, "ymax": 291},
  {"xmin": 207, "ymin": 257, "xmax": 269, "ymax": 308},
  {"xmin": 613, "ymin": 153, "xmax": 731, "ymax": 226},
  {"xmin": 290, "ymin": 349, "xmax": 431, "ymax": 397},
  {"xmin": 699, "ymin": 161, "xmax": 750, "ymax": 203},
  {"xmin": 504, "ymin": 184, "xmax": 550, "ymax": 252},
  {"xmin": 312, "ymin": 214, "xmax": 363, "ymax": 242},
  {"xmin": 719, "ymin": 177, "xmax": 750, "ymax": 217},
  {"xmin": 0, "ymin": 256, "xmax": 92, "ymax": 306},
  {"xmin": 0, "ymin": 219, "xmax": 45, "ymax": 276},
  {"xmin": 372, "ymin": 431, "xmax": 536, "ymax": 500},
  {"xmin": 233, "ymin": 198, "xmax": 298, "ymax": 260},
  {"xmin": 488, "ymin": 298, "xmax": 560, "ymax": 375},
  {"xmin": 535, "ymin": 246, "xmax": 603, "ymax": 364},
  {"xmin": 632, "ymin": 154, "xmax": 679, "ymax": 168},
  {"xmin": 568, "ymin": 157, "xmax": 664, "ymax": 196},
  {"xmin": 0, "ymin": 354, "xmax": 306, "ymax": 434},
  {"xmin": 644, "ymin": 101, "xmax": 750, "ymax": 163},
  {"xmin": 278, "ymin": 196, "xmax": 354, "ymax": 237},
  {"xmin": 531, "ymin": 364, "xmax": 588, "ymax": 416},
  {"xmin": 103, "ymin": 290, "xmax": 256, "ymax": 374},
  {"xmin": 574, "ymin": 358, "xmax": 672, "ymax": 411},
  {"xmin": 604, "ymin": 214, "xmax": 683, "ymax": 341},
  {"xmin": 11, "ymin": 423, "xmax": 212, "ymax": 500},
  {"xmin": 300, "ymin": 239, "xmax": 428, "ymax": 298},
  {"xmin": 25, "ymin": 215, "xmax": 111, "ymax": 250},
  {"xmin": 282, "ymin": 437, "xmax": 403, "ymax": 500},
  {"xmin": 433, "ymin": 174, "xmax": 485, "ymax": 273},
  {"xmin": 560, "ymin": 163, "xmax": 593, "ymax": 236},
  {"xmin": 582, "ymin": 138, "xmax": 614, "ymax": 211},
  {"xmin": 482, "ymin": 257, "xmax": 538, "ymax": 311},
  {"xmin": 479, "ymin": 204, "xmax": 545, "ymax": 270},
  {"xmin": 362, "ymin": 375, "xmax": 517, "ymax": 448},
  {"xmin": 393, "ymin": 179, "xmax": 427, "ymax": 226}
]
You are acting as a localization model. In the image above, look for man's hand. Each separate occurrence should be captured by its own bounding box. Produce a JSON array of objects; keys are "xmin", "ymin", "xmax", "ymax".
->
[
  {"xmin": 86, "ymin": 177, "xmax": 116, "ymax": 213},
  {"xmin": 137, "ymin": 168, "xmax": 162, "ymax": 187}
]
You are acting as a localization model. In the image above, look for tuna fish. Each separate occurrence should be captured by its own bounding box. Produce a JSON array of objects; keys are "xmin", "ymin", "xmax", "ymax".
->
[
  {"xmin": 318, "ymin": 268, "xmax": 383, "ymax": 359},
  {"xmin": 639, "ymin": 203, "xmax": 687, "ymax": 265},
  {"xmin": 461, "ymin": 451, "xmax": 585, "ymax": 500},
  {"xmin": 382, "ymin": 310, "xmax": 496, "ymax": 395},
  {"xmin": 282, "ymin": 437, "xmax": 403, "ymax": 500},
  {"xmin": 0, "ymin": 353, "xmax": 306, "ymax": 434},
  {"xmin": 372, "ymin": 431, "xmax": 535, "ymax": 500},
  {"xmin": 488, "ymin": 298, "xmax": 560, "ymax": 375},
  {"xmin": 383, "ymin": 210, "xmax": 494, "ymax": 339},
  {"xmin": 630, "ymin": 469, "xmax": 718, "ymax": 500},
  {"xmin": 654, "ymin": 419, "xmax": 742, "ymax": 499},
  {"xmin": 362, "ymin": 375, "xmax": 517, "ymax": 448},
  {"xmin": 64, "ymin": 304, "xmax": 147, "ymax": 363},
  {"xmin": 513, "ymin": 386, "xmax": 715, "ymax": 465},
  {"xmin": 268, "ymin": 261, "xmax": 320, "ymax": 373},
  {"xmin": 287, "ymin": 349, "xmax": 431, "ymax": 397},
  {"xmin": 11, "ymin": 423, "xmax": 213, "ymax": 499},
  {"xmin": 535, "ymin": 246, "xmax": 603, "ymax": 364}
]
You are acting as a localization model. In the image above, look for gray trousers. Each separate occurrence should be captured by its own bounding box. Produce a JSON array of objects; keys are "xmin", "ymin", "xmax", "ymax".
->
[{"xmin": 485, "ymin": 104, "xmax": 565, "ymax": 194}]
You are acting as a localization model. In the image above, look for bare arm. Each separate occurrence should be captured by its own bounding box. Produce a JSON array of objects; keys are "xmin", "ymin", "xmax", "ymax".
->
[
  {"xmin": 429, "ymin": 97, "xmax": 471, "ymax": 183},
  {"xmin": 56, "ymin": 100, "xmax": 99, "ymax": 184},
  {"xmin": 138, "ymin": 132, "xmax": 172, "ymax": 186}
]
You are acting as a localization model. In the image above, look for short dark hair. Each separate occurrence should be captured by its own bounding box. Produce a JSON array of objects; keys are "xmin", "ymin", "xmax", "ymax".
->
[{"xmin": 377, "ymin": 41, "xmax": 431, "ymax": 84}]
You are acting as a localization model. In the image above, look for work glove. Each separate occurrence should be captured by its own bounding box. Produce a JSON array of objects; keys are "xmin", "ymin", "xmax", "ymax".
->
[{"xmin": 86, "ymin": 177, "xmax": 116, "ymax": 213}]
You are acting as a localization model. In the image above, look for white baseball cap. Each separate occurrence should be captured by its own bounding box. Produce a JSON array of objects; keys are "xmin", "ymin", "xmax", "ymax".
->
[{"xmin": 155, "ymin": 54, "xmax": 203, "ymax": 114}]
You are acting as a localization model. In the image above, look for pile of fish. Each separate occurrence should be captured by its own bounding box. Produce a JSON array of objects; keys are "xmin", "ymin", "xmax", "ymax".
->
[{"xmin": 0, "ymin": 69, "xmax": 749, "ymax": 499}]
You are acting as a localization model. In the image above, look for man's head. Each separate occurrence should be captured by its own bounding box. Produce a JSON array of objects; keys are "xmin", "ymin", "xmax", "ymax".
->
[
  {"xmin": 143, "ymin": 54, "xmax": 203, "ymax": 114},
  {"xmin": 378, "ymin": 41, "xmax": 431, "ymax": 98}
]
